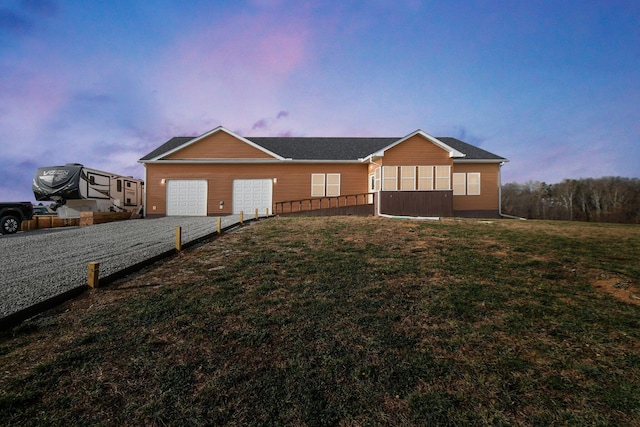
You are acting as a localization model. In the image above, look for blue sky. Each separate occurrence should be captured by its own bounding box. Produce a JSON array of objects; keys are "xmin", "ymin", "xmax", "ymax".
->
[{"xmin": 1, "ymin": 0, "xmax": 639, "ymax": 201}]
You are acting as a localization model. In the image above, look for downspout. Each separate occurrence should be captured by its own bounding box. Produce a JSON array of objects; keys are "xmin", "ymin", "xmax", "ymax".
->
[
  {"xmin": 498, "ymin": 161, "xmax": 526, "ymax": 220},
  {"xmin": 142, "ymin": 163, "xmax": 148, "ymax": 218}
]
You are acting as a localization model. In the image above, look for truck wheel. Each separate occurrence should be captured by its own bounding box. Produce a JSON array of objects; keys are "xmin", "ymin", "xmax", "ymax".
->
[{"xmin": 0, "ymin": 215, "xmax": 21, "ymax": 234}]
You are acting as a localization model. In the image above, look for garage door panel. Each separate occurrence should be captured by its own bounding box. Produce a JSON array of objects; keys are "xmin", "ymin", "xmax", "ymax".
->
[
  {"xmin": 233, "ymin": 179, "xmax": 272, "ymax": 214},
  {"xmin": 167, "ymin": 180, "xmax": 207, "ymax": 216}
]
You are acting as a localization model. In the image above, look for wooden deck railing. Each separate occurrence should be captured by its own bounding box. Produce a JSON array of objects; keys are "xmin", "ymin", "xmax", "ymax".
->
[{"xmin": 274, "ymin": 193, "xmax": 374, "ymax": 215}]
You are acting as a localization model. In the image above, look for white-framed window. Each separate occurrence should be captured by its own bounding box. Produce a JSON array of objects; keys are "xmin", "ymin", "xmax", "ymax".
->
[
  {"xmin": 435, "ymin": 166, "xmax": 451, "ymax": 190},
  {"xmin": 382, "ymin": 166, "xmax": 397, "ymax": 191},
  {"xmin": 311, "ymin": 173, "xmax": 341, "ymax": 197},
  {"xmin": 418, "ymin": 166, "xmax": 434, "ymax": 190},
  {"xmin": 467, "ymin": 172, "xmax": 481, "ymax": 195},
  {"xmin": 311, "ymin": 173, "xmax": 326, "ymax": 197},
  {"xmin": 452, "ymin": 172, "xmax": 482, "ymax": 196},
  {"xmin": 369, "ymin": 168, "xmax": 381, "ymax": 192},
  {"xmin": 453, "ymin": 173, "xmax": 466, "ymax": 195},
  {"xmin": 326, "ymin": 173, "xmax": 340, "ymax": 196},
  {"xmin": 400, "ymin": 166, "xmax": 416, "ymax": 190},
  {"xmin": 379, "ymin": 165, "xmax": 453, "ymax": 191}
]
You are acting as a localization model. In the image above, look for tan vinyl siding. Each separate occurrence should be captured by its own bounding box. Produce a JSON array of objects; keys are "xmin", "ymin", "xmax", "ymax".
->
[
  {"xmin": 452, "ymin": 163, "xmax": 500, "ymax": 211},
  {"xmin": 381, "ymin": 135, "xmax": 452, "ymax": 166},
  {"xmin": 163, "ymin": 131, "xmax": 275, "ymax": 160},
  {"xmin": 145, "ymin": 163, "xmax": 368, "ymax": 216}
]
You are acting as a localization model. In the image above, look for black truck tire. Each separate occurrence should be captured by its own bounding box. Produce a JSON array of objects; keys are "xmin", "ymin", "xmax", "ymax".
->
[{"xmin": 0, "ymin": 215, "xmax": 21, "ymax": 234}]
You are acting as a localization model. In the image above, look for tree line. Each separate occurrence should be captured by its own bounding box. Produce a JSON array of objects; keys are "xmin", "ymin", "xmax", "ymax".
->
[{"xmin": 501, "ymin": 177, "xmax": 640, "ymax": 223}]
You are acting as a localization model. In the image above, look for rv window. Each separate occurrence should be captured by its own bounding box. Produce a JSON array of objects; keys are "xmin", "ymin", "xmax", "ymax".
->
[
  {"xmin": 126, "ymin": 198, "xmax": 132, "ymax": 204},
  {"xmin": 89, "ymin": 176, "xmax": 95, "ymax": 185},
  {"xmin": 117, "ymin": 180, "xmax": 122, "ymax": 192},
  {"xmin": 127, "ymin": 182, "xmax": 131, "ymax": 188}
]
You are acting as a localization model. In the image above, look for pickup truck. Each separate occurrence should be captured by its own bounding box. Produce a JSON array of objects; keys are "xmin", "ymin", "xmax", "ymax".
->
[{"xmin": 0, "ymin": 202, "xmax": 34, "ymax": 234}]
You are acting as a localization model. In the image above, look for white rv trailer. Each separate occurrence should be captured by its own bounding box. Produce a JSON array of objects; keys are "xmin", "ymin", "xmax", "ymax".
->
[{"xmin": 33, "ymin": 163, "xmax": 144, "ymax": 219}]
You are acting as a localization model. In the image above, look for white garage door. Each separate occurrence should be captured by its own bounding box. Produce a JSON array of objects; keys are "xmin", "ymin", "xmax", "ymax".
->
[
  {"xmin": 166, "ymin": 180, "xmax": 208, "ymax": 216},
  {"xmin": 233, "ymin": 179, "xmax": 272, "ymax": 214}
]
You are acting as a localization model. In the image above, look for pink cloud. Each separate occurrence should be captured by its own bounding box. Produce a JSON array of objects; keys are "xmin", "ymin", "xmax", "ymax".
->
[{"xmin": 252, "ymin": 119, "xmax": 267, "ymax": 130}]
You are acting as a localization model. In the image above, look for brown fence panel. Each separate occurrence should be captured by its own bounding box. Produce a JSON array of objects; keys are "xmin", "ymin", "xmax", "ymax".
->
[{"xmin": 379, "ymin": 191, "xmax": 453, "ymax": 217}]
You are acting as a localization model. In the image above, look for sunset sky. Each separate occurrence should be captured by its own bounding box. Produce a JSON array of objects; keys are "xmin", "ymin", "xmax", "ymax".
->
[{"xmin": 1, "ymin": 0, "xmax": 639, "ymax": 201}]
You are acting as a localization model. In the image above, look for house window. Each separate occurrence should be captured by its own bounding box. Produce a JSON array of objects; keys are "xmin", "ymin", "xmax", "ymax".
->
[
  {"xmin": 369, "ymin": 168, "xmax": 382, "ymax": 192},
  {"xmin": 435, "ymin": 166, "xmax": 451, "ymax": 190},
  {"xmin": 400, "ymin": 166, "xmax": 416, "ymax": 190},
  {"xmin": 453, "ymin": 173, "xmax": 466, "ymax": 195},
  {"xmin": 418, "ymin": 166, "xmax": 434, "ymax": 190},
  {"xmin": 326, "ymin": 173, "xmax": 340, "ymax": 196},
  {"xmin": 311, "ymin": 173, "xmax": 341, "ymax": 197},
  {"xmin": 467, "ymin": 173, "xmax": 481, "ymax": 195},
  {"xmin": 453, "ymin": 172, "xmax": 481, "ymax": 195},
  {"xmin": 311, "ymin": 174, "xmax": 326, "ymax": 197},
  {"xmin": 382, "ymin": 166, "xmax": 397, "ymax": 191}
]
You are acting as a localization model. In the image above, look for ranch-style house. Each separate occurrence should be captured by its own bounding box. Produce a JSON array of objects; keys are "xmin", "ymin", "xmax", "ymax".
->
[{"xmin": 139, "ymin": 126, "xmax": 508, "ymax": 218}]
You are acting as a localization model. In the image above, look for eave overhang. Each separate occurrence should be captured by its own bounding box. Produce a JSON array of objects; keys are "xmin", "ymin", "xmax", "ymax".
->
[
  {"xmin": 138, "ymin": 159, "xmax": 364, "ymax": 165},
  {"xmin": 453, "ymin": 158, "xmax": 509, "ymax": 164}
]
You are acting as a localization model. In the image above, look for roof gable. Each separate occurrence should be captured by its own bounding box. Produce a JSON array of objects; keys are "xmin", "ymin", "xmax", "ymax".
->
[
  {"xmin": 140, "ymin": 127, "xmax": 283, "ymax": 161},
  {"xmin": 366, "ymin": 130, "xmax": 465, "ymax": 160}
]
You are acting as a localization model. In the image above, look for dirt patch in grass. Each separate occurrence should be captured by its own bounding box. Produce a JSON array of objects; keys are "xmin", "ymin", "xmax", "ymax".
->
[{"xmin": 592, "ymin": 270, "xmax": 640, "ymax": 306}]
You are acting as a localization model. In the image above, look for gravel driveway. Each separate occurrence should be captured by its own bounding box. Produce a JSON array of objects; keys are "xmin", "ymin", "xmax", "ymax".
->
[{"xmin": 0, "ymin": 215, "xmax": 250, "ymax": 322}]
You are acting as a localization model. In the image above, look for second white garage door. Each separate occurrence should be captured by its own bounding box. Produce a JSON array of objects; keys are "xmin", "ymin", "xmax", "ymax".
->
[
  {"xmin": 166, "ymin": 180, "xmax": 208, "ymax": 216},
  {"xmin": 233, "ymin": 179, "xmax": 272, "ymax": 214}
]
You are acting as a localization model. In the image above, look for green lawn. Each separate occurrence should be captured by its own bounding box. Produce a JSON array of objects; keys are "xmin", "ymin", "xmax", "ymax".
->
[{"xmin": 1, "ymin": 216, "xmax": 639, "ymax": 426}]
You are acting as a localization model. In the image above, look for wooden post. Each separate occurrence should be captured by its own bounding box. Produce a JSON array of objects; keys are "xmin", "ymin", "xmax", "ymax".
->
[
  {"xmin": 217, "ymin": 217, "xmax": 221, "ymax": 234},
  {"xmin": 255, "ymin": 208, "xmax": 259, "ymax": 219},
  {"xmin": 88, "ymin": 262, "xmax": 100, "ymax": 288},
  {"xmin": 175, "ymin": 226, "xmax": 182, "ymax": 251},
  {"xmin": 240, "ymin": 211, "xmax": 243, "ymax": 224}
]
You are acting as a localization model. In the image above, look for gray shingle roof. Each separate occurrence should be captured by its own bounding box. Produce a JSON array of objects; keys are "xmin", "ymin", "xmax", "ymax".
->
[
  {"xmin": 139, "ymin": 134, "xmax": 506, "ymax": 162},
  {"xmin": 436, "ymin": 137, "xmax": 506, "ymax": 160},
  {"xmin": 247, "ymin": 137, "xmax": 398, "ymax": 160},
  {"xmin": 140, "ymin": 137, "xmax": 194, "ymax": 161}
]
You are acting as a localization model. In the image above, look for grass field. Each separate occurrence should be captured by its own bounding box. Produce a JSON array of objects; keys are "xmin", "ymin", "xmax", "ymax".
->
[{"xmin": 1, "ymin": 216, "xmax": 639, "ymax": 426}]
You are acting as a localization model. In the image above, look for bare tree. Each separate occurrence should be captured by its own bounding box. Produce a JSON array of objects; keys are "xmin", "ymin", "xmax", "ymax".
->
[{"xmin": 501, "ymin": 177, "xmax": 640, "ymax": 223}]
